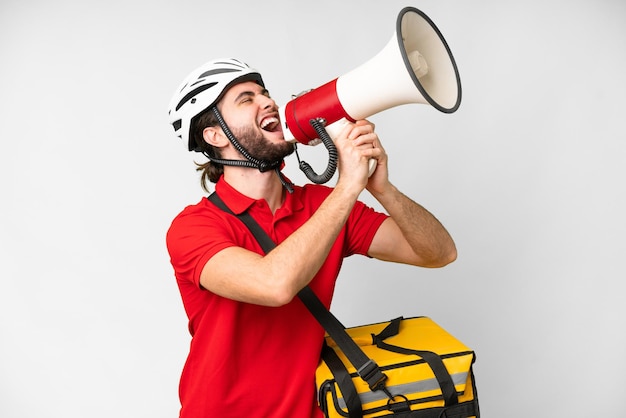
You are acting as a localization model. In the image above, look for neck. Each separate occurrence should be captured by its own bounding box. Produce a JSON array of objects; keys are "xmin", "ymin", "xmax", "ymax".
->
[{"xmin": 223, "ymin": 166, "xmax": 285, "ymax": 213}]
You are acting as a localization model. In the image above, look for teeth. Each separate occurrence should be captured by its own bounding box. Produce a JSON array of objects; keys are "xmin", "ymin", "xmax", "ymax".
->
[
  {"xmin": 261, "ymin": 117, "xmax": 278, "ymax": 130},
  {"xmin": 261, "ymin": 117, "xmax": 276, "ymax": 128}
]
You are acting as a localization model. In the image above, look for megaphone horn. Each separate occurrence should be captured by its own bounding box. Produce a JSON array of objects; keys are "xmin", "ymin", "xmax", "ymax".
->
[{"xmin": 279, "ymin": 7, "xmax": 461, "ymax": 182}]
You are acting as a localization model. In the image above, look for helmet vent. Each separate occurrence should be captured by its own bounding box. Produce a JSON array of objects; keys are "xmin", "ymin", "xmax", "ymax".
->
[
  {"xmin": 198, "ymin": 68, "xmax": 240, "ymax": 79},
  {"xmin": 175, "ymin": 82, "xmax": 217, "ymax": 111}
]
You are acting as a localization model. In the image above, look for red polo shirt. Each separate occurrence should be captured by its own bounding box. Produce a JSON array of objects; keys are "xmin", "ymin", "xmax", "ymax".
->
[{"xmin": 166, "ymin": 177, "xmax": 387, "ymax": 418}]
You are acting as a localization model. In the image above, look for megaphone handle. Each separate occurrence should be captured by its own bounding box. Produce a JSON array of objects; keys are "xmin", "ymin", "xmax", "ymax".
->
[
  {"xmin": 325, "ymin": 118, "xmax": 377, "ymax": 177},
  {"xmin": 297, "ymin": 118, "xmax": 338, "ymax": 184},
  {"xmin": 368, "ymin": 158, "xmax": 377, "ymax": 176}
]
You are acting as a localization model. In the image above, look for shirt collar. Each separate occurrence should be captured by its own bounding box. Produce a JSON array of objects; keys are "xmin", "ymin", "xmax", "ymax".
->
[
  {"xmin": 213, "ymin": 175, "xmax": 303, "ymax": 217},
  {"xmin": 214, "ymin": 176, "xmax": 256, "ymax": 215}
]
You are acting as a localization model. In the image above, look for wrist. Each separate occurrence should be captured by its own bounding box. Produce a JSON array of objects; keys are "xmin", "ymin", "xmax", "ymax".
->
[
  {"xmin": 332, "ymin": 181, "xmax": 363, "ymax": 203},
  {"xmin": 368, "ymin": 181, "xmax": 396, "ymax": 201}
]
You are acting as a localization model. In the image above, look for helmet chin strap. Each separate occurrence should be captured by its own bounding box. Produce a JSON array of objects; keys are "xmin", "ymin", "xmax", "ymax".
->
[{"xmin": 209, "ymin": 107, "xmax": 294, "ymax": 193}]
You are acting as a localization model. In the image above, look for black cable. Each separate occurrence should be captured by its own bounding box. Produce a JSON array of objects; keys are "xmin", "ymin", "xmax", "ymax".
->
[
  {"xmin": 211, "ymin": 107, "xmax": 281, "ymax": 173},
  {"xmin": 203, "ymin": 107, "xmax": 293, "ymax": 193},
  {"xmin": 297, "ymin": 118, "xmax": 338, "ymax": 184}
]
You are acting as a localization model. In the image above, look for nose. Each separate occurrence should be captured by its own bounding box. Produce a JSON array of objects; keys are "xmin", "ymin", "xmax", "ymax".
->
[{"xmin": 259, "ymin": 94, "xmax": 276, "ymax": 110}]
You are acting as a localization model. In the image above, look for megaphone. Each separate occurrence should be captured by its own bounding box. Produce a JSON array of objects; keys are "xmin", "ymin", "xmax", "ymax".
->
[{"xmin": 279, "ymin": 6, "xmax": 461, "ymax": 183}]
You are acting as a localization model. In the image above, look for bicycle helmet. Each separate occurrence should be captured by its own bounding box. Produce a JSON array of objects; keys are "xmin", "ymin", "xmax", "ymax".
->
[{"xmin": 168, "ymin": 58, "xmax": 265, "ymax": 152}]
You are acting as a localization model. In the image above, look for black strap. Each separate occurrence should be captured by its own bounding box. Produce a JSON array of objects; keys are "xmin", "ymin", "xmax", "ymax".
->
[
  {"xmin": 373, "ymin": 340, "xmax": 459, "ymax": 406},
  {"xmin": 208, "ymin": 193, "xmax": 276, "ymax": 253},
  {"xmin": 373, "ymin": 319, "xmax": 459, "ymax": 405},
  {"xmin": 320, "ymin": 342, "xmax": 362, "ymax": 418},
  {"xmin": 298, "ymin": 286, "xmax": 388, "ymax": 392}
]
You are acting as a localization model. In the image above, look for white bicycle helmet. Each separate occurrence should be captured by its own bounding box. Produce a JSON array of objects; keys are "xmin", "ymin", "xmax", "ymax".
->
[{"xmin": 168, "ymin": 58, "xmax": 265, "ymax": 152}]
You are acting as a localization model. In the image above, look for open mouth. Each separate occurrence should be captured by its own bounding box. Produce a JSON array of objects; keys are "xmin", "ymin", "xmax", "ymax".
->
[{"xmin": 260, "ymin": 116, "xmax": 281, "ymax": 133}]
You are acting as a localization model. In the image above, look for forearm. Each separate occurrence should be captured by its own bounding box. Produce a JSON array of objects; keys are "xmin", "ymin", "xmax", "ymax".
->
[
  {"xmin": 265, "ymin": 183, "xmax": 360, "ymax": 299},
  {"xmin": 369, "ymin": 182, "xmax": 457, "ymax": 267}
]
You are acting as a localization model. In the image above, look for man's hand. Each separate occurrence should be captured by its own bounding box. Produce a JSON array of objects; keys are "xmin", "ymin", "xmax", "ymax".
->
[{"xmin": 334, "ymin": 119, "xmax": 385, "ymax": 194}]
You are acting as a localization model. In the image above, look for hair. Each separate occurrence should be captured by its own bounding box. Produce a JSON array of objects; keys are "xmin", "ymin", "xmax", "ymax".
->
[{"xmin": 191, "ymin": 107, "xmax": 223, "ymax": 192}]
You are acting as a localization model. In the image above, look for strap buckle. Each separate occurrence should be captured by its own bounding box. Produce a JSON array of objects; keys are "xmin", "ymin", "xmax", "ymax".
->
[{"xmin": 357, "ymin": 360, "xmax": 388, "ymax": 392}]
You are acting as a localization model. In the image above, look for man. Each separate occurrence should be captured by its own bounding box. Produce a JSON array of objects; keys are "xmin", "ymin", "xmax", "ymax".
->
[{"xmin": 166, "ymin": 58, "xmax": 456, "ymax": 417}]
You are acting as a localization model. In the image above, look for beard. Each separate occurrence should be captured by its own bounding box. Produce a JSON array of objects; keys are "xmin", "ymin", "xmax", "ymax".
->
[{"xmin": 231, "ymin": 125, "xmax": 295, "ymax": 163}]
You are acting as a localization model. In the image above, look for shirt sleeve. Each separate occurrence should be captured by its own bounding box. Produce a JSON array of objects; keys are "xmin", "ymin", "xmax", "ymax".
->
[
  {"xmin": 344, "ymin": 200, "xmax": 388, "ymax": 257},
  {"xmin": 166, "ymin": 201, "xmax": 238, "ymax": 288}
]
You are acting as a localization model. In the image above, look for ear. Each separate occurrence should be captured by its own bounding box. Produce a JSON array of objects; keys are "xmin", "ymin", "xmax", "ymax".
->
[{"xmin": 203, "ymin": 126, "xmax": 228, "ymax": 148}]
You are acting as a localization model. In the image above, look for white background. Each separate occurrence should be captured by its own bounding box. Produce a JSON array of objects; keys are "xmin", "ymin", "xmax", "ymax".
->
[{"xmin": 1, "ymin": 0, "xmax": 625, "ymax": 416}]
